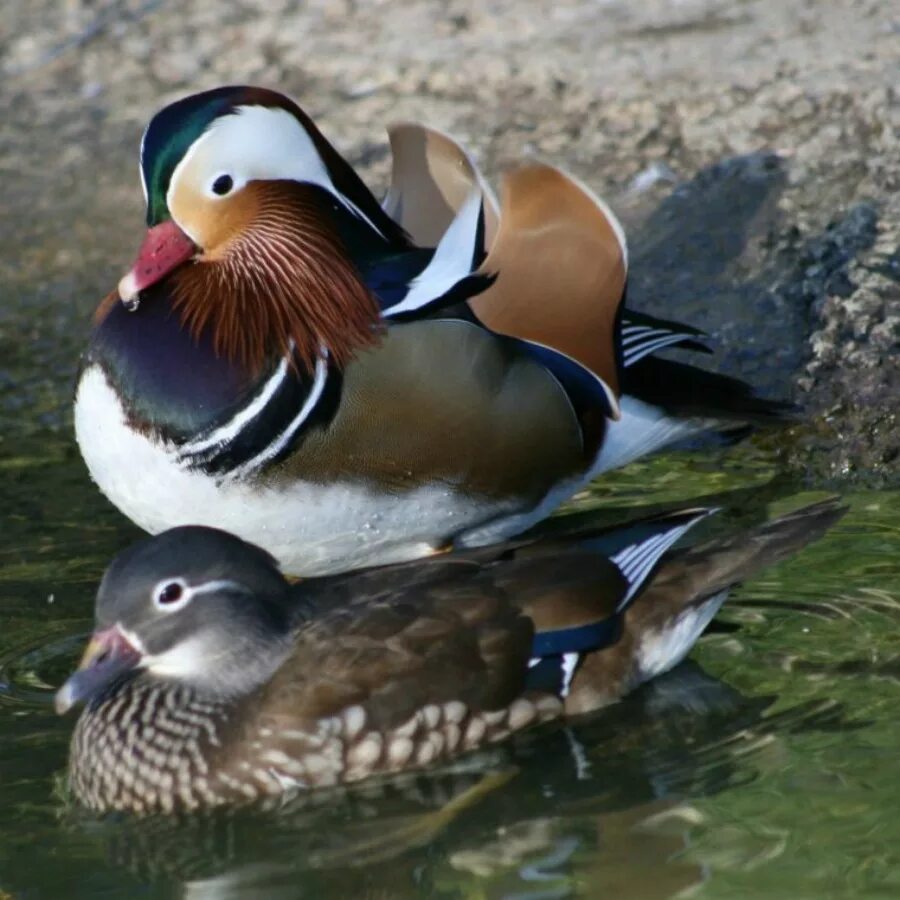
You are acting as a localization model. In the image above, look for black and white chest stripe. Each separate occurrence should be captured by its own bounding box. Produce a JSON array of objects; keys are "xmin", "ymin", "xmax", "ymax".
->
[
  {"xmin": 176, "ymin": 349, "xmax": 334, "ymax": 481},
  {"xmin": 171, "ymin": 193, "xmax": 490, "ymax": 483}
]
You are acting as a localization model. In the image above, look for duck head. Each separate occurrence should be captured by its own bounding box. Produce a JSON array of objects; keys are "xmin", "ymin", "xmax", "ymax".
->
[
  {"xmin": 114, "ymin": 86, "xmax": 409, "ymax": 373},
  {"xmin": 55, "ymin": 526, "xmax": 294, "ymax": 713}
]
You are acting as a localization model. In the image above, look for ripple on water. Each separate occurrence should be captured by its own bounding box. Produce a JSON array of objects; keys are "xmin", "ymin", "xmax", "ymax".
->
[{"xmin": 0, "ymin": 629, "xmax": 87, "ymax": 708}]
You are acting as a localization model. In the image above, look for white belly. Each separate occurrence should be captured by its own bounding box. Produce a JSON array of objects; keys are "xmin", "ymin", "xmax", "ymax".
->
[
  {"xmin": 593, "ymin": 395, "xmax": 706, "ymax": 474},
  {"xmin": 74, "ymin": 367, "xmax": 519, "ymax": 575}
]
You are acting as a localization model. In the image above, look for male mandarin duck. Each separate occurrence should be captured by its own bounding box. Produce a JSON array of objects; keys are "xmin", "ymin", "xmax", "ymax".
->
[
  {"xmin": 75, "ymin": 86, "xmax": 791, "ymax": 576},
  {"xmin": 55, "ymin": 499, "xmax": 843, "ymax": 814}
]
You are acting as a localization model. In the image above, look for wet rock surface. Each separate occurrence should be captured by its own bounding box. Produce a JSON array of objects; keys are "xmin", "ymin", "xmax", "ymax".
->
[{"xmin": 1, "ymin": 0, "xmax": 897, "ymax": 484}]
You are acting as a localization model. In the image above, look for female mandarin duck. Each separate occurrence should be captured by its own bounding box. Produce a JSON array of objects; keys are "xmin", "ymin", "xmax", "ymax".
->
[
  {"xmin": 75, "ymin": 86, "xmax": 790, "ymax": 576},
  {"xmin": 56, "ymin": 499, "xmax": 843, "ymax": 814}
]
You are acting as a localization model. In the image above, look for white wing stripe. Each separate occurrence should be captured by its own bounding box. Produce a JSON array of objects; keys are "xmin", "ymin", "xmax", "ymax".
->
[
  {"xmin": 382, "ymin": 189, "xmax": 482, "ymax": 317},
  {"xmin": 613, "ymin": 530, "xmax": 681, "ymax": 607},
  {"xmin": 611, "ymin": 517, "xmax": 709, "ymax": 609},
  {"xmin": 621, "ymin": 327, "xmax": 672, "ymax": 346},
  {"xmin": 560, "ymin": 652, "xmax": 580, "ymax": 698},
  {"xmin": 623, "ymin": 333, "xmax": 698, "ymax": 366},
  {"xmin": 615, "ymin": 532, "xmax": 672, "ymax": 583}
]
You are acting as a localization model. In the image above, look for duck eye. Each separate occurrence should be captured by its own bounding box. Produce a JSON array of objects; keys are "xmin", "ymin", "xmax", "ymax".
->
[
  {"xmin": 211, "ymin": 174, "xmax": 234, "ymax": 196},
  {"xmin": 156, "ymin": 582, "xmax": 184, "ymax": 605}
]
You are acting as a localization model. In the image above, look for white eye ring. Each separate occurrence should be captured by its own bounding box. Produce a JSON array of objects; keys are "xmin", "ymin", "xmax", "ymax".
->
[{"xmin": 152, "ymin": 577, "xmax": 192, "ymax": 612}]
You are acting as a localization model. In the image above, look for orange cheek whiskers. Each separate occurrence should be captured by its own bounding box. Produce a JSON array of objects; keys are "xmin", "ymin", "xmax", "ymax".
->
[{"xmin": 169, "ymin": 185, "xmax": 383, "ymax": 376}]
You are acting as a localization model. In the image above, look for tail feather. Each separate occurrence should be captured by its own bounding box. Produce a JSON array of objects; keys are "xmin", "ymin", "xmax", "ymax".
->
[
  {"xmin": 649, "ymin": 497, "xmax": 847, "ymax": 602},
  {"xmin": 622, "ymin": 355, "xmax": 798, "ymax": 425},
  {"xmin": 621, "ymin": 498, "xmax": 847, "ymax": 681},
  {"xmin": 564, "ymin": 499, "xmax": 846, "ymax": 714}
]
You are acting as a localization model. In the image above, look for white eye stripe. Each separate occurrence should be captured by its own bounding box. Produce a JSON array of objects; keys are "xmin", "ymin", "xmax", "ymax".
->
[
  {"xmin": 151, "ymin": 577, "xmax": 247, "ymax": 612},
  {"xmin": 167, "ymin": 105, "xmax": 385, "ymax": 238},
  {"xmin": 187, "ymin": 579, "xmax": 249, "ymax": 598}
]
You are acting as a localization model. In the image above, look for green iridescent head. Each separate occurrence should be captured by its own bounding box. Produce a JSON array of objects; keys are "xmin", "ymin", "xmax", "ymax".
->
[{"xmin": 139, "ymin": 87, "xmax": 247, "ymax": 226}]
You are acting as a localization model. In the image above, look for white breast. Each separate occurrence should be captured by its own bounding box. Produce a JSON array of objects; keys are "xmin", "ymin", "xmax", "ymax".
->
[{"xmin": 74, "ymin": 366, "xmax": 514, "ymax": 575}]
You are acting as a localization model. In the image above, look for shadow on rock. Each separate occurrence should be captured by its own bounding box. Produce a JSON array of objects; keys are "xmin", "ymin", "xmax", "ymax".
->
[{"xmin": 625, "ymin": 153, "xmax": 880, "ymax": 409}]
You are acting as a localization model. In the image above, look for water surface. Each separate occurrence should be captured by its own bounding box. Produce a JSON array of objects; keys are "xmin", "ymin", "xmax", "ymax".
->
[{"xmin": 1, "ymin": 408, "xmax": 898, "ymax": 897}]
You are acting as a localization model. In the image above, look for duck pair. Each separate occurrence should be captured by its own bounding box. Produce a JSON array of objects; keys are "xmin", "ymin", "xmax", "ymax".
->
[{"xmin": 59, "ymin": 86, "xmax": 814, "ymax": 815}]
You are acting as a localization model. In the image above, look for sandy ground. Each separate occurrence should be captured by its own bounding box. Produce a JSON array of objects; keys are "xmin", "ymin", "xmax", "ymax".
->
[{"xmin": 1, "ymin": 0, "xmax": 897, "ymax": 483}]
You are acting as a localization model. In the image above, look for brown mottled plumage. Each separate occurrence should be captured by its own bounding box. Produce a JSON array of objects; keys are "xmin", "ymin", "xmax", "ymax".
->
[{"xmin": 57, "ymin": 500, "xmax": 844, "ymax": 815}]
